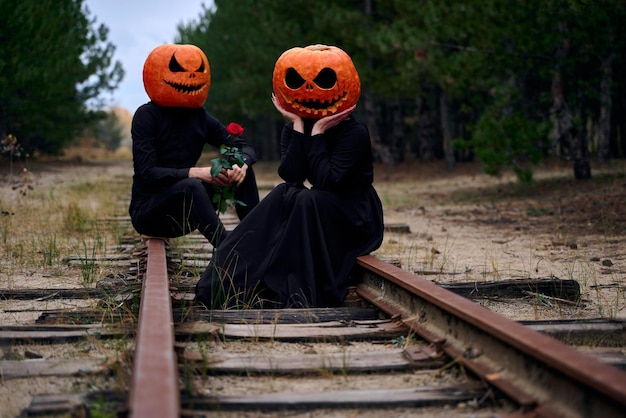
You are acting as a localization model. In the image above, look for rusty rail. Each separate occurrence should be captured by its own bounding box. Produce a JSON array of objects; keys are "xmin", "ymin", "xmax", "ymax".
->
[
  {"xmin": 126, "ymin": 238, "xmax": 626, "ymax": 418},
  {"xmin": 129, "ymin": 237, "xmax": 179, "ymax": 418},
  {"xmin": 355, "ymin": 255, "xmax": 626, "ymax": 418}
]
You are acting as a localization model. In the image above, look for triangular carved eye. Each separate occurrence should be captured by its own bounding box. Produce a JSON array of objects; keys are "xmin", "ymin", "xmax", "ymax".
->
[
  {"xmin": 169, "ymin": 54, "xmax": 186, "ymax": 72},
  {"xmin": 196, "ymin": 61, "xmax": 205, "ymax": 72},
  {"xmin": 313, "ymin": 68, "xmax": 337, "ymax": 89},
  {"xmin": 285, "ymin": 68, "xmax": 305, "ymax": 89}
]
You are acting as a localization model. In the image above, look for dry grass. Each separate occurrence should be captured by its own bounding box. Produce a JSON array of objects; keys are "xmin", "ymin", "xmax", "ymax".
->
[
  {"xmin": 0, "ymin": 153, "xmax": 132, "ymax": 292},
  {"xmin": 1, "ymin": 149, "xmax": 625, "ymax": 318},
  {"xmin": 0, "ymin": 146, "xmax": 624, "ymax": 417},
  {"xmin": 372, "ymin": 157, "xmax": 626, "ymax": 320}
]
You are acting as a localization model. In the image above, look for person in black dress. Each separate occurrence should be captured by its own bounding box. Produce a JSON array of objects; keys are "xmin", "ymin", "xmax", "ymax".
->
[
  {"xmin": 129, "ymin": 44, "xmax": 259, "ymax": 246},
  {"xmin": 195, "ymin": 71, "xmax": 384, "ymax": 308}
]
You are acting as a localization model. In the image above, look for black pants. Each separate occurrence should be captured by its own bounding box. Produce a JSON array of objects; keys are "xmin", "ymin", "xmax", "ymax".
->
[{"xmin": 131, "ymin": 168, "xmax": 259, "ymax": 246}]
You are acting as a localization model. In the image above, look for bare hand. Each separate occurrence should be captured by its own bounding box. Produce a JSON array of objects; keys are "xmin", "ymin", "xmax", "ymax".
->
[
  {"xmin": 272, "ymin": 93, "xmax": 304, "ymax": 133},
  {"xmin": 311, "ymin": 105, "xmax": 356, "ymax": 136},
  {"xmin": 226, "ymin": 163, "xmax": 248, "ymax": 186},
  {"xmin": 189, "ymin": 166, "xmax": 230, "ymax": 186}
]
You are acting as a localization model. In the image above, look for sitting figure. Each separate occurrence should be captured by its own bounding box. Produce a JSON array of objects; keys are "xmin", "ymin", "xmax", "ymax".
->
[
  {"xmin": 195, "ymin": 44, "xmax": 384, "ymax": 308},
  {"xmin": 129, "ymin": 44, "xmax": 259, "ymax": 246}
]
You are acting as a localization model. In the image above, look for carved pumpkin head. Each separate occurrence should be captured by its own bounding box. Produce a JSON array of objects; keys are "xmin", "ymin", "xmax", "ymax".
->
[
  {"xmin": 272, "ymin": 44, "xmax": 360, "ymax": 119},
  {"xmin": 142, "ymin": 44, "xmax": 210, "ymax": 108}
]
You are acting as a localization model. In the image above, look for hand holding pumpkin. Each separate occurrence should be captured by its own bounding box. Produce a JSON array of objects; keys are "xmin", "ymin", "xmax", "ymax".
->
[
  {"xmin": 311, "ymin": 105, "xmax": 356, "ymax": 136},
  {"xmin": 271, "ymin": 93, "xmax": 304, "ymax": 133}
]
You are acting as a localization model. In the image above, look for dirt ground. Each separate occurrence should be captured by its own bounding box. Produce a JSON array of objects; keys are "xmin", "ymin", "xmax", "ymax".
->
[
  {"xmin": 1, "ymin": 155, "xmax": 625, "ymax": 322},
  {"xmin": 372, "ymin": 158, "xmax": 626, "ymax": 321},
  {"xmin": 2, "ymin": 155, "xmax": 625, "ymax": 321},
  {"xmin": 0, "ymin": 155, "xmax": 625, "ymax": 417}
]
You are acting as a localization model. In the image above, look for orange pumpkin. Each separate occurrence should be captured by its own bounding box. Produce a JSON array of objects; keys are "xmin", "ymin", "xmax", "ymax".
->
[
  {"xmin": 272, "ymin": 44, "xmax": 361, "ymax": 118},
  {"xmin": 142, "ymin": 44, "xmax": 210, "ymax": 108}
]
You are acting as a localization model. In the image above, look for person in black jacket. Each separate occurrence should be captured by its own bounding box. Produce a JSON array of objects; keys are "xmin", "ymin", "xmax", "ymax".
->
[{"xmin": 129, "ymin": 44, "xmax": 259, "ymax": 246}]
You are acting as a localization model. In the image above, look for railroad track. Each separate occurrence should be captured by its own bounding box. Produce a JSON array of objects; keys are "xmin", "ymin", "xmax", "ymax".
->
[{"xmin": 1, "ymin": 213, "xmax": 626, "ymax": 417}]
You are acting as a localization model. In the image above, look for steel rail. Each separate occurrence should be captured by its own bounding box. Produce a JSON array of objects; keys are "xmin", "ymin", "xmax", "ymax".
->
[
  {"xmin": 129, "ymin": 237, "xmax": 180, "ymax": 418},
  {"xmin": 355, "ymin": 255, "xmax": 626, "ymax": 418},
  {"xmin": 124, "ymin": 238, "xmax": 625, "ymax": 417}
]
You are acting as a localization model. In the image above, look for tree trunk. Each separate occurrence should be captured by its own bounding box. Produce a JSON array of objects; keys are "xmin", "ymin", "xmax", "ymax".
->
[
  {"xmin": 550, "ymin": 73, "xmax": 573, "ymax": 160},
  {"xmin": 573, "ymin": 154, "xmax": 591, "ymax": 179},
  {"xmin": 415, "ymin": 95, "xmax": 435, "ymax": 161},
  {"xmin": 0, "ymin": 106, "xmax": 6, "ymax": 142},
  {"xmin": 598, "ymin": 47, "xmax": 614, "ymax": 163},
  {"xmin": 389, "ymin": 99, "xmax": 405, "ymax": 163},
  {"xmin": 362, "ymin": 0, "xmax": 392, "ymax": 164},
  {"xmin": 571, "ymin": 111, "xmax": 591, "ymax": 180},
  {"xmin": 611, "ymin": 95, "xmax": 626, "ymax": 158},
  {"xmin": 363, "ymin": 91, "xmax": 392, "ymax": 164},
  {"xmin": 439, "ymin": 92, "xmax": 455, "ymax": 171},
  {"xmin": 550, "ymin": 24, "xmax": 573, "ymax": 160}
]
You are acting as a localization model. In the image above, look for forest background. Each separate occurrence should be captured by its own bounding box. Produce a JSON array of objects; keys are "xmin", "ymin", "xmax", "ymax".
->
[{"xmin": 1, "ymin": 0, "xmax": 625, "ymax": 183}]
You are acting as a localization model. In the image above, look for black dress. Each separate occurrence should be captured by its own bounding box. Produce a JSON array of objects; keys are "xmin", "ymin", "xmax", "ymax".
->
[{"xmin": 195, "ymin": 116, "xmax": 384, "ymax": 308}]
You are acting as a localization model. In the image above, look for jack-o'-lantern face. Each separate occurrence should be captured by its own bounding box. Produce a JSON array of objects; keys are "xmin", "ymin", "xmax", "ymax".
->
[
  {"xmin": 272, "ymin": 44, "xmax": 360, "ymax": 119},
  {"xmin": 142, "ymin": 44, "xmax": 210, "ymax": 108}
]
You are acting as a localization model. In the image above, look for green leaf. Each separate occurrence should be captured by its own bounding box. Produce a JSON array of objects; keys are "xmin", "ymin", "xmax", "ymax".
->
[{"xmin": 210, "ymin": 144, "xmax": 248, "ymax": 214}]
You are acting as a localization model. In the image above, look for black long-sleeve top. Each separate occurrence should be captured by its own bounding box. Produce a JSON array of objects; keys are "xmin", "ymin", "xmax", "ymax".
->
[
  {"xmin": 277, "ymin": 117, "xmax": 374, "ymax": 192},
  {"xmin": 130, "ymin": 102, "xmax": 256, "ymax": 214}
]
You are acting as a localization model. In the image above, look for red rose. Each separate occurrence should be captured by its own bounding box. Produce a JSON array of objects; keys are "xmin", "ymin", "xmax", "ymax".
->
[{"xmin": 226, "ymin": 122, "xmax": 245, "ymax": 137}]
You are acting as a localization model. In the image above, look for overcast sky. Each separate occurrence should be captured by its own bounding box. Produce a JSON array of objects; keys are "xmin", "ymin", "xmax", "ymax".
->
[{"xmin": 85, "ymin": 0, "xmax": 213, "ymax": 112}]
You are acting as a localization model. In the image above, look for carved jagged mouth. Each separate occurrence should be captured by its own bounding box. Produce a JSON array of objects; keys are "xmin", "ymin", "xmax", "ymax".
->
[
  {"xmin": 292, "ymin": 91, "xmax": 348, "ymax": 116},
  {"xmin": 164, "ymin": 79, "xmax": 208, "ymax": 95}
]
